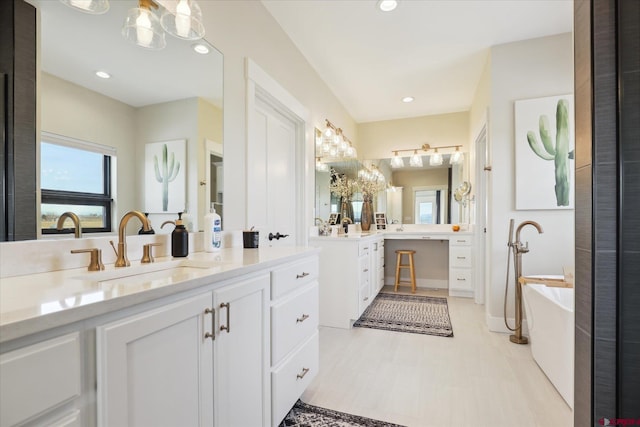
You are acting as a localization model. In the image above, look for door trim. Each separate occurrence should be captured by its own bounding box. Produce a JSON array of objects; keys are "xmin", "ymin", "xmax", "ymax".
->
[{"xmin": 245, "ymin": 59, "xmax": 311, "ymax": 245}]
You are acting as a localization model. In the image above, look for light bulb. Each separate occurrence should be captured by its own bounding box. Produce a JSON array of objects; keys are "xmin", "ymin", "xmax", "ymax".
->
[
  {"xmin": 136, "ymin": 9, "xmax": 153, "ymax": 48},
  {"xmin": 429, "ymin": 151, "xmax": 443, "ymax": 166},
  {"xmin": 175, "ymin": 0, "xmax": 192, "ymax": 38},
  {"xmin": 70, "ymin": 0, "xmax": 92, "ymax": 10},
  {"xmin": 391, "ymin": 155, "xmax": 404, "ymax": 168},
  {"xmin": 409, "ymin": 151, "xmax": 423, "ymax": 167}
]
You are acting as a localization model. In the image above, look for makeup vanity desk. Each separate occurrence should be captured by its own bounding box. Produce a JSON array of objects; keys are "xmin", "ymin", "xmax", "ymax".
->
[{"xmin": 309, "ymin": 225, "xmax": 475, "ymax": 329}]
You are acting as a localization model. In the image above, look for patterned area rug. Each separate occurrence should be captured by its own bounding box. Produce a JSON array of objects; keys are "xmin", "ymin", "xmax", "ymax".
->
[
  {"xmin": 353, "ymin": 293, "xmax": 454, "ymax": 337},
  {"xmin": 279, "ymin": 400, "xmax": 405, "ymax": 427}
]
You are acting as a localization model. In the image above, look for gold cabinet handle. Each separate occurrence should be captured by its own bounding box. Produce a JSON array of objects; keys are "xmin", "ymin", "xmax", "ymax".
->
[
  {"xmin": 296, "ymin": 314, "xmax": 309, "ymax": 323},
  {"xmin": 204, "ymin": 308, "xmax": 215, "ymax": 340},
  {"xmin": 296, "ymin": 367, "xmax": 310, "ymax": 380},
  {"xmin": 296, "ymin": 272, "xmax": 310, "ymax": 279},
  {"xmin": 219, "ymin": 302, "xmax": 230, "ymax": 333}
]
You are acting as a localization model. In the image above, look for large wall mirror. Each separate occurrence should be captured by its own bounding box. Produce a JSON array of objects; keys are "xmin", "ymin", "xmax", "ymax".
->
[
  {"xmin": 315, "ymin": 143, "xmax": 467, "ymax": 226},
  {"xmin": 29, "ymin": 0, "xmax": 223, "ymax": 238}
]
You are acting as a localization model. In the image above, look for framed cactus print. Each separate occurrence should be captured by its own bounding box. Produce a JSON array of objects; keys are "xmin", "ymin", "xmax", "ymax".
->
[
  {"xmin": 144, "ymin": 139, "xmax": 186, "ymax": 213},
  {"xmin": 515, "ymin": 95, "xmax": 575, "ymax": 210}
]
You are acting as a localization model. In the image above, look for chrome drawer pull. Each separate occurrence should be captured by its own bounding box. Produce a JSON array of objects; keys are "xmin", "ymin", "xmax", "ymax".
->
[
  {"xmin": 421, "ymin": 236, "xmax": 431, "ymax": 239},
  {"xmin": 296, "ymin": 314, "xmax": 310, "ymax": 323},
  {"xmin": 363, "ymin": 268, "xmax": 369, "ymax": 272},
  {"xmin": 456, "ymin": 240, "xmax": 466, "ymax": 243},
  {"xmin": 296, "ymin": 272, "xmax": 310, "ymax": 279},
  {"xmin": 457, "ymin": 256, "xmax": 466, "ymax": 260},
  {"xmin": 296, "ymin": 367, "xmax": 310, "ymax": 380},
  {"xmin": 363, "ymin": 296, "xmax": 369, "ymax": 301},
  {"xmin": 204, "ymin": 308, "xmax": 215, "ymax": 340},
  {"xmin": 457, "ymin": 278, "xmax": 466, "ymax": 281},
  {"xmin": 219, "ymin": 302, "xmax": 230, "ymax": 333}
]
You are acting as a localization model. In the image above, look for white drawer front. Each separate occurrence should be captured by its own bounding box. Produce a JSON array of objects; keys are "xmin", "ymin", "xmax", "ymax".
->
[
  {"xmin": 272, "ymin": 332, "xmax": 319, "ymax": 426},
  {"xmin": 450, "ymin": 235, "xmax": 472, "ymax": 246},
  {"xmin": 450, "ymin": 268, "xmax": 473, "ymax": 291},
  {"xmin": 271, "ymin": 256, "xmax": 319, "ymax": 300},
  {"xmin": 450, "ymin": 246, "xmax": 472, "ymax": 268},
  {"xmin": 271, "ymin": 283, "xmax": 319, "ymax": 365},
  {"xmin": 0, "ymin": 333, "xmax": 81, "ymax": 427},
  {"xmin": 358, "ymin": 242, "xmax": 371, "ymax": 257}
]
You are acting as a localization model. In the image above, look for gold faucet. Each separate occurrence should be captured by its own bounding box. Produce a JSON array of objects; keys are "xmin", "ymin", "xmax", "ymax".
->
[
  {"xmin": 56, "ymin": 211, "xmax": 82, "ymax": 238},
  {"xmin": 114, "ymin": 211, "xmax": 151, "ymax": 267}
]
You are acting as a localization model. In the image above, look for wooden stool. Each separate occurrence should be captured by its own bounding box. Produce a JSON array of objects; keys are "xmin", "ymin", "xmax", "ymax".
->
[{"xmin": 394, "ymin": 250, "xmax": 416, "ymax": 293}]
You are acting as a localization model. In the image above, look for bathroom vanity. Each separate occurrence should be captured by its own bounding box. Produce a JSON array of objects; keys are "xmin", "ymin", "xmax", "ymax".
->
[
  {"xmin": 310, "ymin": 226, "xmax": 474, "ymax": 329},
  {"xmin": 0, "ymin": 242, "xmax": 319, "ymax": 427}
]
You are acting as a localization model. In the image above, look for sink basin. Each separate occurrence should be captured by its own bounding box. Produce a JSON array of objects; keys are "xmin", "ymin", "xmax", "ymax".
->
[{"xmin": 72, "ymin": 258, "xmax": 215, "ymax": 283}]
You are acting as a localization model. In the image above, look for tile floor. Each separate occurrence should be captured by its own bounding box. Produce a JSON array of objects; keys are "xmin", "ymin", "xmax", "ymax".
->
[{"xmin": 301, "ymin": 286, "xmax": 573, "ymax": 427}]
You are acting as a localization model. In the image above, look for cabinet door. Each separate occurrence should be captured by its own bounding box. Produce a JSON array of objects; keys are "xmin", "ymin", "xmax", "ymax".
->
[
  {"xmin": 97, "ymin": 293, "xmax": 214, "ymax": 427},
  {"xmin": 213, "ymin": 274, "xmax": 270, "ymax": 427}
]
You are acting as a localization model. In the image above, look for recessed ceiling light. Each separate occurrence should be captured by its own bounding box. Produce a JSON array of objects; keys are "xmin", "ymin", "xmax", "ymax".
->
[
  {"xmin": 402, "ymin": 96, "xmax": 414, "ymax": 103},
  {"xmin": 95, "ymin": 71, "xmax": 111, "ymax": 79},
  {"xmin": 192, "ymin": 43, "xmax": 210, "ymax": 55},
  {"xmin": 378, "ymin": 0, "xmax": 398, "ymax": 12}
]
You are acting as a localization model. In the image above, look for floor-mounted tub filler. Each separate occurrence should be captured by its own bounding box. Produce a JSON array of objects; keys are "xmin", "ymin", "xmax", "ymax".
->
[{"xmin": 522, "ymin": 280, "xmax": 574, "ymax": 409}]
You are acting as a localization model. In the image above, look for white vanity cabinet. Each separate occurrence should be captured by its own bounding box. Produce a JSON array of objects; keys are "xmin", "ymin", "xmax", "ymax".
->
[
  {"xmin": 270, "ymin": 257, "xmax": 319, "ymax": 427},
  {"xmin": 96, "ymin": 293, "xmax": 214, "ymax": 427},
  {"xmin": 448, "ymin": 234, "xmax": 474, "ymax": 297},
  {"xmin": 0, "ymin": 333, "xmax": 82, "ymax": 427},
  {"xmin": 96, "ymin": 273, "xmax": 270, "ymax": 427},
  {"xmin": 310, "ymin": 234, "xmax": 382, "ymax": 329},
  {"xmin": 374, "ymin": 237, "xmax": 385, "ymax": 293}
]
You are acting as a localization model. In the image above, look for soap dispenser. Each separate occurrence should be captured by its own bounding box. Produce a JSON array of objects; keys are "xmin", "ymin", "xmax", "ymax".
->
[{"xmin": 171, "ymin": 212, "xmax": 189, "ymax": 257}]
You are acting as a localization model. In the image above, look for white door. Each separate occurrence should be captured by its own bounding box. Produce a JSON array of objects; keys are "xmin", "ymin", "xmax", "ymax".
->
[
  {"xmin": 248, "ymin": 97, "xmax": 297, "ymax": 247},
  {"xmin": 213, "ymin": 274, "xmax": 270, "ymax": 427},
  {"xmin": 96, "ymin": 293, "xmax": 214, "ymax": 427}
]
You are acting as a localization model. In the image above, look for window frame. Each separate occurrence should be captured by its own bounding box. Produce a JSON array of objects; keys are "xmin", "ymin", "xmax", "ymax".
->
[{"xmin": 40, "ymin": 134, "xmax": 114, "ymax": 235}]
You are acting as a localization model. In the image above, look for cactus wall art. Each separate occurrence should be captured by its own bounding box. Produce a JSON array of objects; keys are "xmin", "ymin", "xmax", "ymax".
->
[
  {"xmin": 144, "ymin": 139, "xmax": 186, "ymax": 213},
  {"xmin": 515, "ymin": 95, "xmax": 574, "ymax": 210}
]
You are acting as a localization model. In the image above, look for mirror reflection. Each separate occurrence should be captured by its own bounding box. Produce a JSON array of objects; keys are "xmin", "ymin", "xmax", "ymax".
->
[
  {"xmin": 32, "ymin": 0, "xmax": 223, "ymax": 238},
  {"xmin": 315, "ymin": 131, "xmax": 467, "ymax": 226}
]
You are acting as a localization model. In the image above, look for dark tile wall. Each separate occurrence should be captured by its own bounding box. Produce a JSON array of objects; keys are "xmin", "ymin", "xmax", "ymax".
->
[
  {"xmin": 573, "ymin": 0, "xmax": 593, "ymax": 425},
  {"xmin": 618, "ymin": 0, "xmax": 640, "ymax": 417},
  {"xmin": 575, "ymin": 0, "xmax": 640, "ymax": 424},
  {"xmin": 0, "ymin": 0, "xmax": 37, "ymax": 241}
]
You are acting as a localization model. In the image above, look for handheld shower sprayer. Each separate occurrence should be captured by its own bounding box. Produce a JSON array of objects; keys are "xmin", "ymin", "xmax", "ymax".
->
[{"xmin": 504, "ymin": 219, "xmax": 544, "ymax": 344}]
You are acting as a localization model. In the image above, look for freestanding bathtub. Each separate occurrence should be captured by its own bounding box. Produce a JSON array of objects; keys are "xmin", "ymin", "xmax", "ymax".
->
[{"xmin": 522, "ymin": 281, "xmax": 574, "ymax": 408}]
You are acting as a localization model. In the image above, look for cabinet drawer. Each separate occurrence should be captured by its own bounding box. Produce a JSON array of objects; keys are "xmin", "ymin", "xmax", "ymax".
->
[
  {"xmin": 358, "ymin": 283, "xmax": 372, "ymax": 315},
  {"xmin": 271, "ymin": 256, "xmax": 319, "ymax": 300},
  {"xmin": 450, "ymin": 235, "xmax": 472, "ymax": 246},
  {"xmin": 358, "ymin": 241, "xmax": 371, "ymax": 256},
  {"xmin": 450, "ymin": 246, "xmax": 472, "ymax": 268},
  {"xmin": 271, "ymin": 283, "xmax": 319, "ymax": 365},
  {"xmin": 1, "ymin": 333, "xmax": 81, "ymax": 427},
  {"xmin": 450, "ymin": 268, "xmax": 473, "ymax": 291},
  {"xmin": 272, "ymin": 332, "xmax": 319, "ymax": 426}
]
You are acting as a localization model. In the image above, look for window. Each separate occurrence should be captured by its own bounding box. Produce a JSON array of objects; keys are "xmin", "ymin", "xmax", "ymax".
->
[
  {"xmin": 414, "ymin": 188, "xmax": 447, "ymax": 224},
  {"xmin": 40, "ymin": 133, "xmax": 114, "ymax": 234}
]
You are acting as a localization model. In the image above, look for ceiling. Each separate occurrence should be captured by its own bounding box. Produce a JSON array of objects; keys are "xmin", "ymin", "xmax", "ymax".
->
[
  {"xmin": 31, "ymin": 0, "xmax": 223, "ymax": 108},
  {"xmin": 262, "ymin": 0, "xmax": 573, "ymax": 123}
]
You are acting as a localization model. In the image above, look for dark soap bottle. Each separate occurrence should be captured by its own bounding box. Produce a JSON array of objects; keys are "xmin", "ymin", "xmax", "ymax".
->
[{"xmin": 171, "ymin": 212, "xmax": 189, "ymax": 257}]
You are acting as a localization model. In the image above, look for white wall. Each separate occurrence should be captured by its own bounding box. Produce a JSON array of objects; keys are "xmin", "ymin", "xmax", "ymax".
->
[
  {"xmin": 40, "ymin": 73, "xmax": 137, "ymax": 226},
  {"xmin": 357, "ymin": 112, "xmax": 470, "ymax": 160},
  {"xmin": 199, "ymin": 1, "xmax": 357, "ymax": 231},
  {"xmin": 483, "ymin": 33, "xmax": 575, "ymax": 330}
]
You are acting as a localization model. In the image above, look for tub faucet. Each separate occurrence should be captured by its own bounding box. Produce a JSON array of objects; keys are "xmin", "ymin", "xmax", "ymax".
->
[
  {"xmin": 56, "ymin": 211, "xmax": 82, "ymax": 238},
  {"xmin": 515, "ymin": 221, "xmax": 544, "ymax": 255},
  {"xmin": 114, "ymin": 211, "xmax": 151, "ymax": 267},
  {"xmin": 508, "ymin": 220, "xmax": 544, "ymax": 345}
]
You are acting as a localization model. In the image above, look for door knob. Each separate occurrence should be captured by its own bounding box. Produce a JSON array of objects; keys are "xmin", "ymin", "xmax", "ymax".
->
[{"xmin": 268, "ymin": 232, "xmax": 289, "ymax": 241}]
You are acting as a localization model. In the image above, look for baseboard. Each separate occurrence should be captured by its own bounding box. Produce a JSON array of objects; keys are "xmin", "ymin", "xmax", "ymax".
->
[
  {"xmin": 486, "ymin": 314, "xmax": 529, "ymax": 335},
  {"xmin": 384, "ymin": 276, "xmax": 448, "ymax": 290}
]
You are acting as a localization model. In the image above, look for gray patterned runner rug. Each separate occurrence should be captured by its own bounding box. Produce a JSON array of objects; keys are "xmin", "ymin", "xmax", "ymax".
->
[
  {"xmin": 353, "ymin": 293, "xmax": 454, "ymax": 337},
  {"xmin": 279, "ymin": 400, "xmax": 405, "ymax": 427}
]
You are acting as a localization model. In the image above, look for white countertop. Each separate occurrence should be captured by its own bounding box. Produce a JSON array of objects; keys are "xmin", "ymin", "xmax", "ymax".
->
[
  {"xmin": 0, "ymin": 247, "xmax": 319, "ymax": 344},
  {"xmin": 310, "ymin": 227, "xmax": 473, "ymax": 241}
]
